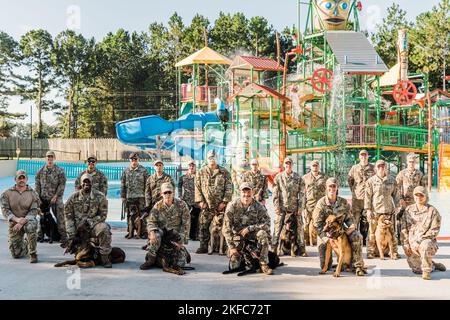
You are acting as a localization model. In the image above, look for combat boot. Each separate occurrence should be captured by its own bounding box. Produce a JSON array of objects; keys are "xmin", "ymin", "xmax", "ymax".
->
[
  {"xmin": 299, "ymin": 245, "xmax": 308, "ymax": 257},
  {"xmin": 101, "ymin": 255, "xmax": 112, "ymax": 268},
  {"xmin": 260, "ymin": 264, "xmax": 273, "ymax": 275},
  {"xmin": 367, "ymin": 253, "xmax": 375, "ymax": 259},
  {"xmin": 30, "ymin": 254, "xmax": 38, "ymax": 264},
  {"xmin": 195, "ymin": 246, "xmax": 208, "ymax": 254},
  {"xmin": 140, "ymin": 254, "xmax": 156, "ymax": 270},
  {"xmin": 422, "ymin": 271, "xmax": 431, "ymax": 280},
  {"xmin": 433, "ymin": 262, "xmax": 446, "ymax": 272},
  {"xmin": 356, "ymin": 267, "xmax": 365, "ymax": 276}
]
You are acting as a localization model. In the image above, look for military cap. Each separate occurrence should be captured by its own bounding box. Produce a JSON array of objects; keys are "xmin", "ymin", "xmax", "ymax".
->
[
  {"xmin": 129, "ymin": 152, "xmax": 139, "ymax": 159},
  {"xmin": 87, "ymin": 155, "xmax": 97, "ymax": 161},
  {"xmin": 187, "ymin": 160, "xmax": 196, "ymax": 166},
  {"xmin": 407, "ymin": 153, "xmax": 418, "ymax": 162},
  {"xmin": 326, "ymin": 177, "xmax": 338, "ymax": 187},
  {"xmin": 250, "ymin": 159, "xmax": 259, "ymax": 165},
  {"xmin": 80, "ymin": 173, "xmax": 93, "ymax": 183},
  {"xmin": 311, "ymin": 160, "xmax": 320, "ymax": 167},
  {"xmin": 207, "ymin": 150, "xmax": 217, "ymax": 158},
  {"xmin": 359, "ymin": 149, "xmax": 369, "ymax": 156},
  {"xmin": 15, "ymin": 170, "xmax": 27, "ymax": 179},
  {"xmin": 153, "ymin": 159, "xmax": 163, "ymax": 166},
  {"xmin": 413, "ymin": 186, "xmax": 427, "ymax": 196},
  {"xmin": 240, "ymin": 182, "xmax": 254, "ymax": 191},
  {"xmin": 46, "ymin": 150, "xmax": 56, "ymax": 157},
  {"xmin": 161, "ymin": 182, "xmax": 174, "ymax": 193},
  {"xmin": 375, "ymin": 159, "xmax": 386, "ymax": 167},
  {"xmin": 284, "ymin": 156, "xmax": 294, "ymax": 164}
]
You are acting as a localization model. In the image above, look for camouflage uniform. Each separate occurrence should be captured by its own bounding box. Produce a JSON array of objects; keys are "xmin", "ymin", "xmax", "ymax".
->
[
  {"xmin": 240, "ymin": 170, "xmax": 269, "ymax": 203},
  {"xmin": 75, "ymin": 169, "xmax": 108, "ymax": 195},
  {"xmin": 401, "ymin": 203, "xmax": 441, "ymax": 274},
  {"xmin": 302, "ymin": 171, "xmax": 327, "ymax": 245},
  {"xmin": 195, "ymin": 165, "xmax": 233, "ymax": 250},
  {"xmin": 272, "ymin": 170, "xmax": 305, "ymax": 252},
  {"xmin": 222, "ymin": 198, "xmax": 271, "ymax": 268},
  {"xmin": 121, "ymin": 164, "xmax": 149, "ymax": 230},
  {"xmin": 396, "ymin": 169, "xmax": 426, "ymax": 207},
  {"xmin": 232, "ymin": 169, "xmax": 246, "ymax": 198},
  {"xmin": 364, "ymin": 174, "xmax": 400, "ymax": 257},
  {"xmin": 348, "ymin": 163, "xmax": 375, "ymax": 230},
  {"xmin": 144, "ymin": 198, "xmax": 191, "ymax": 263},
  {"xmin": 145, "ymin": 172, "xmax": 175, "ymax": 208},
  {"xmin": 178, "ymin": 172, "xmax": 200, "ymax": 240},
  {"xmin": 35, "ymin": 164, "xmax": 67, "ymax": 243},
  {"xmin": 64, "ymin": 189, "xmax": 112, "ymax": 256},
  {"xmin": 1, "ymin": 186, "xmax": 40, "ymax": 258},
  {"xmin": 313, "ymin": 196, "xmax": 364, "ymax": 270}
]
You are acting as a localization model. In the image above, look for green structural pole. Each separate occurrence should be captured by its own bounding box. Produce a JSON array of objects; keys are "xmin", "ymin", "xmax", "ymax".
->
[
  {"xmin": 269, "ymin": 96, "xmax": 273, "ymax": 157},
  {"xmin": 192, "ymin": 64, "xmax": 197, "ymax": 114},
  {"xmin": 236, "ymin": 97, "xmax": 240, "ymax": 142},
  {"xmin": 250, "ymin": 98, "xmax": 255, "ymax": 157}
]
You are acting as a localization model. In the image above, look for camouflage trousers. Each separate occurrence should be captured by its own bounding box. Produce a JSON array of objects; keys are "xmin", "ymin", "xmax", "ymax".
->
[
  {"xmin": 272, "ymin": 210, "xmax": 305, "ymax": 249},
  {"xmin": 38, "ymin": 199, "xmax": 66, "ymax": 243},
  {"xmin": 229, "ymin": 230, "xmax": 270, "ymax": 269},
  {"xmin": 90, "ymin": 222, "xmax": 112, "ymax": 255},
  {"xmin": 368, "ymin": 213, "xmax": 399, "ymax": 257},
  {"xmin": 302, "ymin": 206, "xmax": 317, "ymax": 246},
  {"xmin": 317, "ymin": 230, "xmax": 364, "ymax": 270},
  {"xmin": 8, "ymin": 220, "xmax": 38, "ymax": 258},
  {"xmin": 396, "ymin": 200, "xmax": 414, "ymax": 245},
  {"xmin": 145, "ymin": 231, "xmax": 187, "ymax": 266},
  {"xmin": 351, "ymin": 199, "xmax": 365, "ymax": 230},
  {"xmin": 198, "ymin": 208, "xmax": 221, "ymax": 249},
  {"xmin": 406, "ymin": 239, "xmax": 438, "ymax": 274}
]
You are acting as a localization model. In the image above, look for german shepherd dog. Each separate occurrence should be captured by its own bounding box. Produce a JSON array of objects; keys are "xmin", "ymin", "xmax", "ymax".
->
[
  {"xmin": 125, "ymin": 200, "xmax": 147, "ymax": 239},
  {"xmin": 223, "ymin": 235, "xmax": 283, "ymax": 276},
  {"xmin": 320, "ymin": 214, "xmax": 353, "ymax": 277},
  {"xmin": 38, "ymin": 199, "xmax": 60, "ymax": 243},
  {"xmin": 208, "ymin": 213, "xmax": 226, "ymax": 255},
  {"xmin": 375, "ymin": 214, "xmax": 396, "ymax": 260},
  {"xmin": 54, "ymin": 221, "xmax": 125, "ymax": 268},
  {"xmin": 155, "ymin": 228, "xmax": 194, "ymax": 275},
  {"xmin": 279, "ymin": 212, "xmax": 299, "ymax": 257}
]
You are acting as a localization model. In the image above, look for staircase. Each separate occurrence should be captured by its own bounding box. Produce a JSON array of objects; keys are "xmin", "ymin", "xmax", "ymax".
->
[{"xmin": 439, "ymin": 144, "xmax": 450, "ymax": 191}]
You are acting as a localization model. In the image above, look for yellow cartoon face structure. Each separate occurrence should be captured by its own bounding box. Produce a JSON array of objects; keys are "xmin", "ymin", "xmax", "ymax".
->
[{"xmin": 314, "ymin": 0, "xmax": 351, "ymax": 30}]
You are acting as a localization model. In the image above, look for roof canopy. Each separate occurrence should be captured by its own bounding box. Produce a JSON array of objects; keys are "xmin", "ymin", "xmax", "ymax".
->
[
  {"xmin": 228, "ymin": 56, "xmax": 284, "ymax": 74},
  {"xmin": 229, "ymin": 82, "xmax": 290, "ymax": 102},
  {"xmin": 325, "ymin": 31, "xmax": 388, "ymax": 75},
  {"xmin": 175, "ymin": 47, "xmax": 232, "ymax": 67}
]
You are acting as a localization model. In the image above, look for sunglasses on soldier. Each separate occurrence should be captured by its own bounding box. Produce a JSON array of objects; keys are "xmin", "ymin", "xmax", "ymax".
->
[
  {"xmin": 88, "ymin": 160, "xmax": 96, "ymax": 164},
  {"xmin": 163, "ymin": 191, "xmax": 172, "ymax": 195}
]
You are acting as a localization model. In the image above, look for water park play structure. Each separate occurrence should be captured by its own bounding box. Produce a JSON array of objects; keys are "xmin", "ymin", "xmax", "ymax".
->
[{"xmin": 115, "ymin": 0, "xmax": 450, "ymax": 190}]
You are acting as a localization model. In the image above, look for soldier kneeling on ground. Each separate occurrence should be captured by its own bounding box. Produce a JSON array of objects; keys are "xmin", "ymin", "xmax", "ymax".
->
[
  {"xmin": 65, "ymin": 174, "xmax": 113, "ymax": 268},
  {"xmin": 222, "ymin": 182, "xmax": 273, "ymax": 275},
  {"xmin": 401, "ymin": 186, "xmax": 446, "ymax": 280}
]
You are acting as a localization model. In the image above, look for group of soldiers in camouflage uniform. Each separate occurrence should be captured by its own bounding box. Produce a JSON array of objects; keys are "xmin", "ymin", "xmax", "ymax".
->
[{"xmin": 0, "ymin": 148, "xmax": 446, "ymax": 279}]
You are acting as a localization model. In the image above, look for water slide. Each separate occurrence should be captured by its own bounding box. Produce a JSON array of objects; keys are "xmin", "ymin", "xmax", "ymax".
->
[{"xmin": 115, "ymin": 99, "xmax": 230, "ymax": 160}]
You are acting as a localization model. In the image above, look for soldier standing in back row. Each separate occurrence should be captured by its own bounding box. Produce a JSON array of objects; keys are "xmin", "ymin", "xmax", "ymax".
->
[
  {"xmin": 195, "ymin": 150, "xmax": 233, "ymax": 254},
  {"xmin": 272, "ymin": 156, "xmax": 307, "ymax": 257},
  {"xmin": 121, "ymin": 153, "xmax": 149, "ymax": 238},
  {"xmin": 145, "ymin": 159, "xmax": 175, "ymax": 209},
  {"xmin": 35, "ymin": 151, "xmax": 67, "ymax": 247},
  {"xmin": 75, "ymin": 155, "xmax": 108, "ymax": 196},
  {"xmin": 178, "ymin": 160, "xmax": 200, "ymax": 240},
  {"xmin": 364, "ymin": 159, "xmax": 400, "ymax": 259},
  {"xmin": 302, "ymin": 160, "xmax": 327, "ymax": 246},
  {"xmin": 396, "ymin": 153, "xmax": 426, "ymax": 243},
  {"xmin": 348, "ymin": 150, "xmax": 375, "ymax": 237},
  {"xmin": 240, "ymin": 159, "xmax": 269, "ymax": 205}
]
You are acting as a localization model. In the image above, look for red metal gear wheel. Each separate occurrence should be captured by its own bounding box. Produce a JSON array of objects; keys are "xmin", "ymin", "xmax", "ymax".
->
[
  {"xmin": 311, "ymin": 68, "xmax": 333, "ymax": 93},
  {"xmin": 393, "ymin": 80, "xmax": 417, "ymax": 105}
]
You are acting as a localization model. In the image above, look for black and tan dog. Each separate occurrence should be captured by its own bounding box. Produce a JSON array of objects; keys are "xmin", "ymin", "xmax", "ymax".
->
[
  {"xmin": 38, "ymin": 200, "xmax": 60, "ymax": 243},
  {"xmin": 54, "ymin": 221, "xmax": 125, "ymax": 268},
  {"xmin": 223, "ymin": 235, "xmax": 283, "ymax": 276},
  {"xmin": 375, "ymin": 214, "xmax": 396, "ymax": 260},
  {"xmin": 155, "ymin": 228, "xmax": 194, "ymax": 276},
  {"xmin": 320, "ymin": 214, "xmax": 353, "ymax": 277},
  {"xmin": 125, "ymin": 201, "xmax": 147, "ymax": 239},
  {"xmin": 208, "ymin": 213, "xmax": 226, "ymax": 255},
  {"xmin": 279, "ymin": 212, "xmax": 299, "ymax": 257}
]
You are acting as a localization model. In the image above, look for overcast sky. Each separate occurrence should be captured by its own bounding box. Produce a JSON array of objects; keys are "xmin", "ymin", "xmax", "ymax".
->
[{"xmin": 1, "ymin": 0, "xmax": 443, "ymax": 125}]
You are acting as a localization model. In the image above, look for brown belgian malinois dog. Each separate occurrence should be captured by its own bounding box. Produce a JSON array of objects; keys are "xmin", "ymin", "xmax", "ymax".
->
[
  {"xmin": 320, "ymin": 214, "xmax": 353, "ymax": 277},
  {"xmin": 375, "ymin": 214, "xmax": 396, "ymax": 260}
]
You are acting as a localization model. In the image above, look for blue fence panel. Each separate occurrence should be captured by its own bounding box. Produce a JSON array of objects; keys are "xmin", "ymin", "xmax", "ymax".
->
[{"xmin": 17, "ymin": 160, "xmax": 180, "ymax": 182}]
